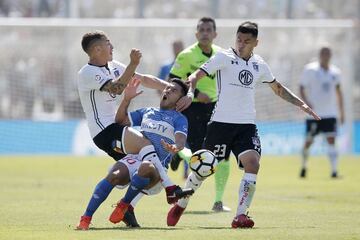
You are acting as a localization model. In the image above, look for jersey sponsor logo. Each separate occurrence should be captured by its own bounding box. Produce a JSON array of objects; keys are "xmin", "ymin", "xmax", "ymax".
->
[
  {"xmin": 140, "ymin": 119, "xmax": 176, "ymax": 142},
  {"xmin": 142, "ymin": 122, "xmax": 168, "ymax": 133},
  {"xmin": 238, "ymin": 70, "xmax": 253, "ymax": 86}
]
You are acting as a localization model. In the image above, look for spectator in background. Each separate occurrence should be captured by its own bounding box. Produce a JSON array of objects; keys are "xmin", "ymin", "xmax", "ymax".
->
[
  {"xmin": 158, "ymin": 40, "xmax": 184, "ymax": 80},
  {"xmin": 299, "ymin": 46, "xmax": 344, "ymax": 178},
  {"xmin": 0, "ymin": 0, "xmax": 10, "ymax": 16}
]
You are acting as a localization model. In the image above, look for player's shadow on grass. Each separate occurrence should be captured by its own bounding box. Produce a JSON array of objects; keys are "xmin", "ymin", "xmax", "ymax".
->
[
  {"xmin": 86, "ymin": 227, "xmax": 180, "ymax": 231},
  {"xmin": 184, "ymin": 210, "xmax": 229, "ymax": 215},
  {"xmin": 197, "ymin": 226, "xmax": 233, "ymax": 230}
]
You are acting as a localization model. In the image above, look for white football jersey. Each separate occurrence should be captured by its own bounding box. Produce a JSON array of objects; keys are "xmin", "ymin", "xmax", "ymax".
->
[
  {"xmin": 300, "ymin": 62, "xmax": 341, "ymax": 118},
  {"xmin": 200, "ymin": 48, "xmax": 275, "ymax": 124},
  {"xmin": 78, "ymin": 61, "xmax": 126, "ymax": 138}
]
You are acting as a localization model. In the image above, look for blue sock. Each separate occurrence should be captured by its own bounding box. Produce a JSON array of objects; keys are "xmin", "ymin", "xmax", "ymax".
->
[
  {"xmin": 84, "ymin": 179, "xmax": 114, "ymax": 217},
  {"xmin": 123, "ymin": 174, "xmax": 150, "ymax": 204}
]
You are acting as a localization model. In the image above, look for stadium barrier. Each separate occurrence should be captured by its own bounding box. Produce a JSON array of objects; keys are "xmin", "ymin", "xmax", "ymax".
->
[{"xmin": 0, "ymin": 120, "xmax": 358, "ymax": 155}]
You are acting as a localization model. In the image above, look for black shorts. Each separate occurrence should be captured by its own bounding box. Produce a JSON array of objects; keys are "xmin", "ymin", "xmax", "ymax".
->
[
  {"xmin": 93, "ymin": 123, "xmax": 127, "ymax": 161},
  {"xmin": 182, "ymin": 102, "xmax": 216, "ymax": 152},
  {"xmin": 306, "ymin": 118, "xmax": 337, "ymax": 138},
  {"xmin": 203, "ymin": 121, "xmax": 261, "ymax": 168}
]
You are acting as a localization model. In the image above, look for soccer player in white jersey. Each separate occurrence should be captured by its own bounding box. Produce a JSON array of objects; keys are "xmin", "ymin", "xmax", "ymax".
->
[
  {"xmin": 77, "ymin": 31, "xmax": 191, "ymax": 229},
  {"xmin": 169, "ymin": 21, "xmax": 321, "ymax": 228},
  {"xmin": 299, "ymin": 47, "xmax": 344, "ymax": 178}
]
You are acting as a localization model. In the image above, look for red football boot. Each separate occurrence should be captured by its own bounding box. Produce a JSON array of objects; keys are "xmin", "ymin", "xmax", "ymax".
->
[
  {"xmin": 76, "ymin": 215, "xmax": 92, "ymax": 230},
  {"xmin": 167, "ymin": 204, "xmax": 185, "ymax": 226},
  {"xmin": 109, "ymin": 200, "xmax": 129, "ymax": 224},
  {"xmin": 231, "ymin": 214, "xmax": 254, "ymax": 228}
]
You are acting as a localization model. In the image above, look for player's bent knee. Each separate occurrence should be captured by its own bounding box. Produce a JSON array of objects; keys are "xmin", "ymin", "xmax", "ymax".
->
[
  {"xmin": 138, "ymin": 161, "xmax": 155, "ymax": 175},
  {"xmin": 138, "ymin": 161, "xmax": 161, "ymax": 188},
  {"xmin": 106, "ymin": 162, "xmax": 130, "ymax": 186}
]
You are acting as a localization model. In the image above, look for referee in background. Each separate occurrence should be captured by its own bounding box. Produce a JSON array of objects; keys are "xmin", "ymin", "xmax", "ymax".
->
[{"xmin": 168, "ymin": 17, "xmax": 230, "ymax": 212}]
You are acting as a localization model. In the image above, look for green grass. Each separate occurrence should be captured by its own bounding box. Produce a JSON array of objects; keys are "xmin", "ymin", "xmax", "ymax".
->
[{"xmin": 0, "ymin": 155, "xmax": 359, "ymax": 240}]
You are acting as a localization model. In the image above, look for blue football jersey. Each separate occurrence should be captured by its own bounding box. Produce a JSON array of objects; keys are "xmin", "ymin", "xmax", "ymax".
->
[{"xmin": 129, "ymin": 107, "xmax": 188, "ymax": 168}]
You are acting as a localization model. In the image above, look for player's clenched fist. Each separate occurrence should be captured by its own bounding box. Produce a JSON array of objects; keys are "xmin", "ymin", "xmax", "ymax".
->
[{"xmin": 130, "ymin": 48, "xmax": 142, "ymax": 65}]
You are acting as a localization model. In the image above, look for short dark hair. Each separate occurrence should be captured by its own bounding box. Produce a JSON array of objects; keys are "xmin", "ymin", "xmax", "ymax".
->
[
  {"xmin": 81, "ymin": 31, "xmax": 107, "ymax": 53},
  {"xmin": 170, "ymin": 78, "xmax": 189, "ymax": 96},
  {"xmin": 197, "ymin": 17, "xmax": 216, "ymax": 31},
  {"xmin": 320, "ymin": 46, "xmax": 331, "ymax": 54},
  {"xmin": 237, "ymin": 21, "xmax": 258, "ymax": 38}
]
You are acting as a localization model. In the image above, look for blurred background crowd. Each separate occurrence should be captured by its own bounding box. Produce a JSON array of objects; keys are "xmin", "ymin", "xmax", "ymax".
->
[
  {"xmin": 0, "ymin": 0, "xmax": 359, "ymax": 122},
  {"xmin": 1, "ymin": 0, "xmax": 360, "ymax": 19}
]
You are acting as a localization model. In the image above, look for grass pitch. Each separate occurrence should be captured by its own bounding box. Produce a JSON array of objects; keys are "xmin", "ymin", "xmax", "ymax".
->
[{"xmin": 0, "ymin": 155, "xmax": 359, "ymax": 240}]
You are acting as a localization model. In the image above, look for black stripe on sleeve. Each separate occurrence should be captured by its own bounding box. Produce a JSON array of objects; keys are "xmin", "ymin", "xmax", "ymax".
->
[
  {"xmin": 99, "ymin": 79, "xmax": 113, "ymax": 91},
  {"xmin": 199, "ymin": 67, "xmax": 210, "ymax": 76},
  {"xmin": 211, "ymin": 70, "xmax": 221, "ymax": 119},
  {"xmin": 262, "ymin": 78, "xmax": 276, "ymax": 84}
]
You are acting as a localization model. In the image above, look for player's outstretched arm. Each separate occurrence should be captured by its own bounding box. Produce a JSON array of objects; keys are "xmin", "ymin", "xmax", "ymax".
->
[
  {"xmin": 336, "ymin": 84, "xmax": 345, "ymax": 124},
  {"xmin": 134, "ymin": 73, "xmax": 169, "ymax": 91},
  {"xmin": 299, "ymin": 86, "xmax": 312, "ymax": 109},
  {"xmin": 102, "ymin": 48, "xmax": 142, "ymax": 95},
  {"xmin": 268, "ymin": 80, "xmax": 321, "ymax": 120},
  {"xmin": 115, "ymin": 79, "xmax": 143, "ymax": 125},
  {"xmin": 176, "ymin": 69, "xmax": 207, "ymax": 112}
]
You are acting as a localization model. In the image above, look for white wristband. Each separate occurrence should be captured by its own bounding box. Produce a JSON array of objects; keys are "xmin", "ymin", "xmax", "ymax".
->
[{"xmin": 187, "ymin": 92, "xmax": 194, "ymax": 100}]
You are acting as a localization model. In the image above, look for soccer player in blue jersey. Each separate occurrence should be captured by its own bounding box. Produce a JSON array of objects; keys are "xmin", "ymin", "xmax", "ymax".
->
[
  {"xmin": 77, "ymin": 31, "xmax": 193, "ymax": 230},
  {"xmin": 77, "ymin": 78, "xmax": 191, "ymax": 229}
]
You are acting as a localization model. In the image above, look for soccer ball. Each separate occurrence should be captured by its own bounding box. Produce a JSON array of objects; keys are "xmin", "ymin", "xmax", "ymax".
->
[{"xmin": 189, "ymin": 149, "xmax": 218, "ymax": 178}]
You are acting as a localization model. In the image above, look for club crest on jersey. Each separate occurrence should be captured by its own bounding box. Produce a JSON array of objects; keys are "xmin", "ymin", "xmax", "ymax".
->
[
  {"xmin": 238, "ymin": 70, "xmax": 253, "ymax": 86},
  {"xmin": 114, "ymin": 69, "xmax": 120, "ymax": 77},
  {"xmin": 252, "ymin": 62, "xmax": 259, "ymax": 72},
  {"xmin": 95, "ymin": 75, "xmax": 102, "ymax": 82},
  {"xmin": 163, "ymin": 116, "xmax": 172, "ymax": 122}
]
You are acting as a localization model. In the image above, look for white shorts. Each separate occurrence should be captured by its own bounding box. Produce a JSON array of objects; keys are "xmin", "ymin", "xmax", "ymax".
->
[{"xmin": 110, "ymin": 154, "xmax": 163, "ymax": 196}]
